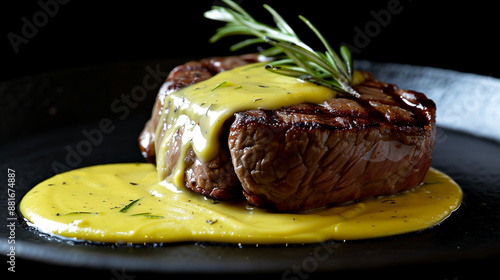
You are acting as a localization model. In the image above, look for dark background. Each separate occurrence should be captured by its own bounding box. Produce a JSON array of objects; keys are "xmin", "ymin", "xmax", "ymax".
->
[
  {"xmin": 1, "ymin": 0, "xmax": 498, "ymax": 82},
  {"xmin": 2, "ymin": 2, "xmax": 500, "ymax": 278}
]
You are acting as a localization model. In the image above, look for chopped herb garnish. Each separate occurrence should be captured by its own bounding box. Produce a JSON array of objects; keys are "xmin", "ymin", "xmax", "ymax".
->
[
  {"xmin": 119, "ymin": 198, "xmax": 140, "ymax": 213},
  {"xmin": 205, "ymin": 103, "xmax": 214, "ymax": 116},
  {"xmin": 62, "ymin": 211, "xmax": 97, "ymax": 215},
  {"xmin": 144, "ymin": 215, "xmax": 164, "ymax": 219},
  {"xmin": 206, "ymin": 219, "xmax": 218, "ymax": 225},
  {"xmin": 130, "ymin": 212, "xmax": 151, "ymax": 216},
  {"xmin": 130, "ymin": 212, "xmax": 164, "ymax": 219},
  {"xmin": 211, "ymin": 81, "xmax": 228, "ymax": 91}
]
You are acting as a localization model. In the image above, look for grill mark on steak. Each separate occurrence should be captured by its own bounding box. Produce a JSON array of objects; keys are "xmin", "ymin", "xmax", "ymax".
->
[{"xmin": 139, "ymin": 54, "xmax": 436, "ymax": 212}]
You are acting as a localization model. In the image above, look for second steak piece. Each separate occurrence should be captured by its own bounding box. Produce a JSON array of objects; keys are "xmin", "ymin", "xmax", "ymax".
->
[{"xmin": 228, "ymin": 75, "xmax": 436, "ymax": 212}]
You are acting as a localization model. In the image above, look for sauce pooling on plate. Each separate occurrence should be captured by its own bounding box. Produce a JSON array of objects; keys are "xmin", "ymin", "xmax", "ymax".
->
[{"xmin": 20, "ymin": 163, "xmax": 461, "ymax": 244}]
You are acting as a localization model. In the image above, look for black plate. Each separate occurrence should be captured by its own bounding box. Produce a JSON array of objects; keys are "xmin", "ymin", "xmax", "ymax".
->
[{"xmin": 1, "ymin": 60, "xmax": 499, "ymax": 279}]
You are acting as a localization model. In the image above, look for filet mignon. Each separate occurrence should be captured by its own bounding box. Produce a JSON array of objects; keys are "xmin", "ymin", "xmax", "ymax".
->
[{"xmin": 139, "ymin": 54, "xmax": 436, "ymax": 212}]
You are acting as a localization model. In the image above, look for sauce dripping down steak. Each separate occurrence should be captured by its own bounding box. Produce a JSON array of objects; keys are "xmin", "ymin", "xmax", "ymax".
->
[{"xmin": 139, "ymin": 55, "xmax": 436, "ymax": 212}]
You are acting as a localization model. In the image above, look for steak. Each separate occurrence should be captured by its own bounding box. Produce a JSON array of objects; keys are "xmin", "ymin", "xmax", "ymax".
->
[{"xmin": 139, "ymin": 54, "xmax": 436, "ymax": 212}]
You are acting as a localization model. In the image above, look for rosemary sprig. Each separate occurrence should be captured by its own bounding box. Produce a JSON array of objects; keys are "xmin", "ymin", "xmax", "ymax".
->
[{"xmin": 204, "ymin": 0, "xmax": 359, "ymax": 98}]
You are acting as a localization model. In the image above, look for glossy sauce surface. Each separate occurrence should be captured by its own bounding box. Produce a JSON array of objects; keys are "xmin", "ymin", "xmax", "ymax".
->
[
  {"xmin": 20, "ymin": 163, "xmax": 462, "ymax": 244},
  {"xmin": 154, "ymin": 62, "xmax": 364, "ymax": 185}
]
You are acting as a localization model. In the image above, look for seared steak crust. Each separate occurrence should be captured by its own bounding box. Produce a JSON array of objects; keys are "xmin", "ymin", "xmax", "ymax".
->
[
  {"xmin": 139, "ymin": 55, "xmax": 436, "ymax": 212},
  {"xmin": 229, "ymin": 79, "xmax": 435, "ymax": 211}
]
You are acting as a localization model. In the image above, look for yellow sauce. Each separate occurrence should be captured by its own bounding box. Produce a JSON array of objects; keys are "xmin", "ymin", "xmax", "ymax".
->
[
  {"xmin": 20, "ymin": 163, "xmax": 462, "ymax": 244},
  {"xmin": 155, "ymin": 62, "xmax": 364, "ymax": 185}
]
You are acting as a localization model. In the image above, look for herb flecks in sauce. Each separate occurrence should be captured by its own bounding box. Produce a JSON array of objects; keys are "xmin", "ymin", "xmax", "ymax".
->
[
  {"xmin": 119, "ymin": 199, "xmax": 140, "ymax": 213},
  {"xmin": 154, "ymin": 63, "xmax": 365, "ymax": 186},
  {"xmin": 20, "ymin": 163, "xmax": 462, "ymax": 244}
]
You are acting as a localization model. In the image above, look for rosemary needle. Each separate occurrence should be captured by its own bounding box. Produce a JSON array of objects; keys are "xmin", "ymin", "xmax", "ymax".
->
[{"xmin": 119, "ymin": 198, "xmax": 140, "ymax": 213}]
